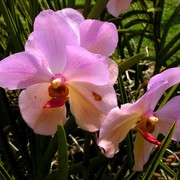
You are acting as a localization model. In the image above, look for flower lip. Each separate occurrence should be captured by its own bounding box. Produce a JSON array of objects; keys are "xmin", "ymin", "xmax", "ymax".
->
[
  {"xmin": 44, "ymin": 74, "xmax": 69, "ymax": 108},
  {"xmin": 136, "ymin": 127, "xmax": 162, "ymax": 147},
  {"xmin": 132, "ymin": 111, "xmax": 160, "ymax": 145}
]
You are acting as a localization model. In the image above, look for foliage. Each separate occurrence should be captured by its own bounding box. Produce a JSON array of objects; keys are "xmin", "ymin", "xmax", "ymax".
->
[{"xmin": 0, "ymin": 0, "xmax": 179, "ymax": 179}]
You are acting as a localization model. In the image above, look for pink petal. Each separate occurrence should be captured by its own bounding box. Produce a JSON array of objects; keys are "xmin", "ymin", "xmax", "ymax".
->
[
  {"xmin": 119, "ymin": 85, "xmax": 165, "ymax": 117},
  {"xmin": 147, "ymin": 67, "xmax": 180, "ymax": 109},
  {"xmin": 121, "ymin": 73, "xmax": 171, "ymax": 114},
  {"xmin": 19, "ymin": 83, "xmax": 66, "ymax": 135},
  {"xmin": 133, "ymin": 126, "xmax": 159, "ymax": 171},
  {"xmin": 68, "ymin": 84, "xmax": 109, "ymax": 132},
  {"xmin": 25, "ymin": 10, "xmax": 79, "ymax": 74},
  {"xmin": 80, "ymin": 19, "xmax": 118, "ymax": 56},
  {"xmin": 0, "ymin": 52, "xmax": 52, "ymax": 90},
  {"xmin": 127, "ymin": 80, "xmax": 168, "ymax": 113},
  {"xmin": 57, "ymin": 8, "xmax": 84, "ymax": 40},
  {"xmin": 155, "ymin": 96, "xmax": 180, "ymax": 141},
  {"xmin": 63, "ymin": 46, "xmax": 109, "ymax": 85},
  {"xmin": 68, "ymin": 81, "xmax": 117, "ymax": 115},
  {"xmin": 98, "ymin": 108, "xmax": 140, "ymax": 158},
  {"xmin": 107, "ymin": 0, "xmax": 132, "ymax": 17},
  {"xmin": 107, "ymin": 58, "xmax": 118, "ymax": 85},
  {"xmin": 148, "ymin": 67, "xmax": 180, "ymax": 90}
]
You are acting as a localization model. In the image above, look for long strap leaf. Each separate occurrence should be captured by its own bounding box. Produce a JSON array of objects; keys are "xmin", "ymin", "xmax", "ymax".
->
[{"xmin": 57, "ymin": 123, "xmax": 68, "ymax": 180}]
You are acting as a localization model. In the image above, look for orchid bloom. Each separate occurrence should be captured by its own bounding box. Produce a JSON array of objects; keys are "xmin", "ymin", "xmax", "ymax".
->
[
  {"xmin": 98, "ymin": 67, "xmax": 180, "ymax": 171},
  {"xmin": 107, "ymin": 0, "xmax": 132, "ymax": 17},
  {"xmin": 0, "ymin": 8, "xmax": 118, "ymax": 135}
]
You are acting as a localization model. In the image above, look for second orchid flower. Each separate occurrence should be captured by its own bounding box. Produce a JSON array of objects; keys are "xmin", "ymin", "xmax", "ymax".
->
[{"xmin": 98, "ymin": 67, "xmax": 180, "ymax": 171}]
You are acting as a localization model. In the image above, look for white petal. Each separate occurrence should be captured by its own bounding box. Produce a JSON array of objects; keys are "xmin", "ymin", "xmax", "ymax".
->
[
  {"xmin": 98, "ymin": 108, "xmax": 140, "ymax": 158},
  {"xmin": 155, "ymin": 96, "xmax": 180, "ymax": 141},
  {"xmin": 68, "ymin": 84, "xmax": 106, "ymax": 132},
  {"xmin": 68, "ymin": 81, "xmax": 117, "ymax": 115},
  {"xmin": 133, "ymin": 127, "xmax": 159, "ymax": 171},
  {"xmin": 19, "ymin": 83, "xmax": 66, "ymax": 135}
]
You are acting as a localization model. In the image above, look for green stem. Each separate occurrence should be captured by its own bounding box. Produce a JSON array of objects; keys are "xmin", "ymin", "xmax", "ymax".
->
[
  {"xmin": 87, "ymin": 0, "xmax": 109, "ymax": 19},
  {"xmin": 83, "ymin": 0, "xmax": 92, "ymax": 18}
]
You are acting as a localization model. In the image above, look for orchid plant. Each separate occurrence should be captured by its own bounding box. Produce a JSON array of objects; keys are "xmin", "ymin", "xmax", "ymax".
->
[
  {"xmin": 0, "ymin": 8, "xmax": 118, "ymax": 135},
  {"xmin": 0, "ymin": 0, "xmax": 179, "ymax": 179},
  {"xmin": 98, "ymin": 67, "xmax": 180, "ymax": 171}
]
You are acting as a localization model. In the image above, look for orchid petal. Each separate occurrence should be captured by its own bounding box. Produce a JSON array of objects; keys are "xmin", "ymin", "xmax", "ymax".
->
[
  {"xmin": 133, "ymin": 126, "xmax": 159, "ymax": 171},
  {"xmin": 80, "ymin": 20, "xmax": 118, "ymax": 56},
  {"xmin": 127, "ymin": 79, "xmax": 167, "ymax": 113},
  {"xmin": 107, "ymin": 0, "xmax": 132, "ymax": 17},
  {"xmin": 19, "ymin": 83, "xmax": 66, "ymax": 135},
  {"xmin": 68, "ymin": 81, "xmax": 117, "ymax": 115},
  {"xmin": 98, "ymin": 108, "xmax": 140, "ymax": 158},
  {"xmin": 68, "ymin": 84, "xmax": 108, "ymax": 132},
  {"xmin": 25, "ymin": 10, "xmax": 79, "ymax": 74},
  {"xmin": 57, "ymin": 8, "xmax": 84, "ymax": 40},
  {"xmin": 147, "ymin": 67, "xmax": 180, "ymax": 109},
  {"xmin": 107, "ymin": 58, "xmax": 118, "ymax": 85},
  {"xmin": 0, "ymin": 52, "xmax": 52, "ymax": 90},
  {"xmin": 128, "ymin": 68, "xmax": 180, "ymax": 114},
  {"xmin": 63, "ymin": 46, "xmax": 109, "ymax": 85},
  {"xmin": 155, "ymin": 96, "xmax": 180, "ymax": 141}
]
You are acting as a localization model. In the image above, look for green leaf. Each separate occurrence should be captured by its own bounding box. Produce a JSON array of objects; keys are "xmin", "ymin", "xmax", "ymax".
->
[
  {"xmin": 159, "ymin": 43, "xmax": 180, "ymax": 65},
  {"xmin": 57, "ymin": 123, "xmax": 68, "ymax": 180},
  {"xmin": 160, "ymin": 4, "xmax": 180, "ymax": 50},
  {"xmin": 87, "ymin": 0, "xmax": 109, "ymax": 19},
  {"xmin": 118, "ymin": 53, "xmax": 146, "ymax": 74},
  {"xmin": 158, "ymin": 161, "xmax": 177, "ymax": 178},
  {"xmin": 0, "ymin": 162, "xmax": 12, "ymax": 180},
  {"xmin": 159, "ymin": 32, "xmax": 180, "ymax": 59},
  {"xmin": 40, "ymin": 134, "xmax": 58, "ymax": 177},
  {"xmin": 0, "ymin": 0, "xmax": 23, "ymax": 51},
  {"xmin": 44, "ymin": 156, "xmax": 109, "ymax": 179}
]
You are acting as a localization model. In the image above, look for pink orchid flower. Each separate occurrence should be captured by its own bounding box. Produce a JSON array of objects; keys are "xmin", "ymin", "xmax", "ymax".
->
[
  {"xmin": 98, "ymin": 67, "xmax": 180, "ymax": 171},
  {"xmin": 107, "ymin": 0, "xmax": 132, "ymax": 17},
  {"xmin": 0, "ymin": 8, "xmax": 118, "ymax": 135}
]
